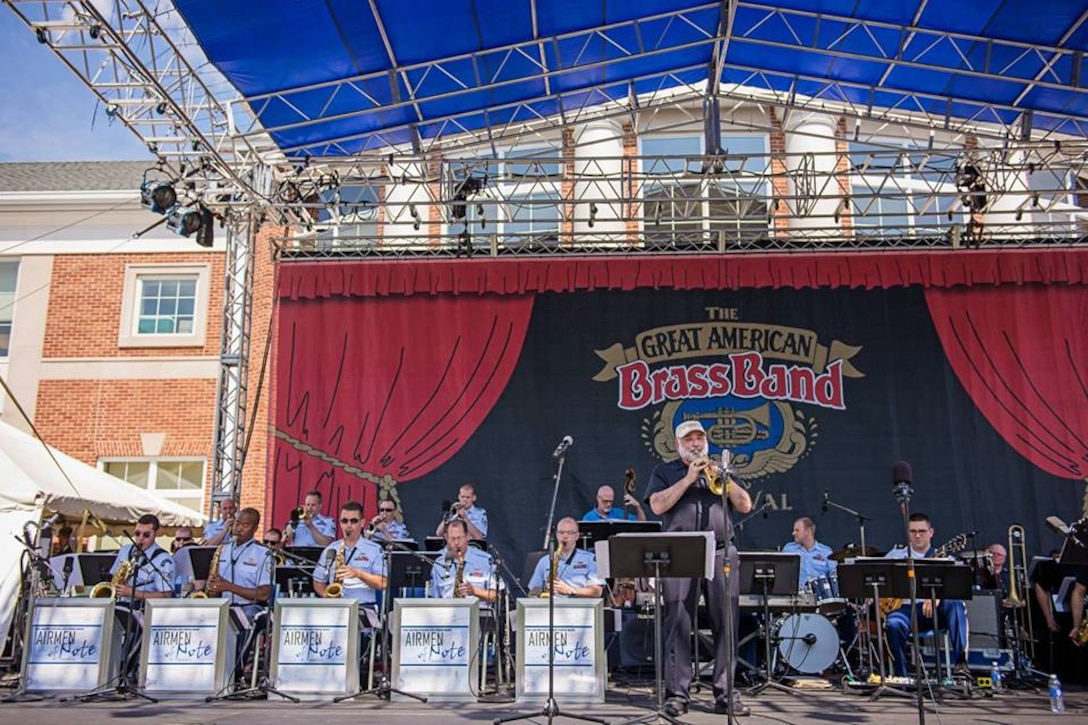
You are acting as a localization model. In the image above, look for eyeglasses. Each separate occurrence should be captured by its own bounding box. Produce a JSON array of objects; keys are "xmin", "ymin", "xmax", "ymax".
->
[
  {"xmin": 340, "ymin": 517, "xmax": 361, "ymax": 524},
  {"xmin": 134, "ymin": 531, "xmax": 155, "ymax": 539},
  {"xmin": 263, "ymin": 539, "xmax": 280, "ymax": 545},
  {"xmin": 379, "ymin": 507, "xmax": 396, "ymax": 512}
]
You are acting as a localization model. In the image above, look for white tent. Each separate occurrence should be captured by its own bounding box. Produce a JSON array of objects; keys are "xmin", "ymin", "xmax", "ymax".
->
[{"xmin": 0, "ymin": 420, "xmax": 205, "ymax": 647}]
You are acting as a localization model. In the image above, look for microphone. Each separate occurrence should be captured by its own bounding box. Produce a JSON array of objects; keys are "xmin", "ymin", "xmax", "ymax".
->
[
  {"xmin": 552, "ymin": 435, "xmax": 574, "ymax": 459},
  {"xmin": 62, "ymin": 557, "xmax": 74, "ymax": 591},
  {"xmin": 821, "ymin": 490, "xmax": 829, "ymax": 513},
  {"xmin": 891, "ymin": 460, "xmax": 914, "ymax": 505}
]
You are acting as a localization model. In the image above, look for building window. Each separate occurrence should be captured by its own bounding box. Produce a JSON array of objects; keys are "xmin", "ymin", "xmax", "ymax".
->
[
  {"xmin": 119, "ymin": 264, "xmax": 209, "ymax": 348},
  {"xmin": 640, "ymin": 133, "xmax": 770, "ymax": 246},
  {"xmin": 0, "ymin": 260, "xmax": 18, "ymax": 358},
  {"xmin": 101, "ymin": 458, "xmax": 205, "ymax": 515}
]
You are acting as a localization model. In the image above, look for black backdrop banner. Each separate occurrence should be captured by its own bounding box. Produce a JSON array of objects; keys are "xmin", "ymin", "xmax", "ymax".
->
[{"xmin": 273, "ymin": 252, "xmax": 1087, "ymax": 579}]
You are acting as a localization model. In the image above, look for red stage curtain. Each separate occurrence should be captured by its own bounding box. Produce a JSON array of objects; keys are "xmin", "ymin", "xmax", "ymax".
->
[
  {"xmin": 925, "ymin": 285, "xmax": 1088, "ymax": 480},
  {"xmin": 271, "ymin": 293, "xmax": 534, "ymax": 519},
  {"xmin": 277, "ymin": 249, "xmax": 1088, "ymax": 299}
]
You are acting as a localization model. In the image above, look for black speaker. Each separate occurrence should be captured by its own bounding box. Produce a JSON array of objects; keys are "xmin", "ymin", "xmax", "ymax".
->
[
  {"xmin": 966, "ymin": 590, "xmax": 1002, "ymax": 649},
  {"xmin": 606, "ymin": 609, "xmax": 655, "ymax": 669}
]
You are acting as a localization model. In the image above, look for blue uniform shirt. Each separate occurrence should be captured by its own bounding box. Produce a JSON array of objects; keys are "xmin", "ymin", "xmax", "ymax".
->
[
  {"xmin": 781, "ymin": 540, "xmax": 837, "ymax": 589},
  {"xmin": 110, "ymin": 543, "xmax": 175, "ymax": 602},
  {"xmin": 215, "ymin": 538, "xmax": 274, "ymax": 614},
  {"xmin": 313, "ymin": 537, "xmax": 387, "ymax": 605},
  {"xmin": 370, "ymin": 520, "xmax": 412, "ymax": 542},
  {"xmin": 463, "ymin": 506, "xmax": 488, "ymax": 538},
  {"xmin": 430, "ymin": 546, "xmax": 501, "ymax": 598},
  {"xmin": 291, "ymin": 513, "xmax": 337, "ymax": 547},
  {"xmin": 528, "ymin": 548, "xmax": 602, "ymax": 596}
]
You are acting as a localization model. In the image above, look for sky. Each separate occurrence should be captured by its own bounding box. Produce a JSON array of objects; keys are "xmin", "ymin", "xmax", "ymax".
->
[{"xmin": 0, "ymin": 10, "xmax": 160, "ymax": 162}]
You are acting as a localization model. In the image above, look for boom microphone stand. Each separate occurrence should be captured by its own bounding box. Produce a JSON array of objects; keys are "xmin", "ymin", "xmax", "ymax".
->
[
  {"xmin": 1, "ymin": 529, "xmax": 55, "ymax": 704},
  {"xmin": 69, "ymin": 535, "xmax": 161, "ymax": 703},
  {"xmin": 493, "ymin": 447, "xmax": 610, "ymax": 725}
]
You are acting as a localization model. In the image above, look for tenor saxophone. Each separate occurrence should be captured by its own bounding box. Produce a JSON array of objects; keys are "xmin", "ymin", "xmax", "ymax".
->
[
  {"xmin": 192, "ymin": 542, "xmax": 224, "ymax": 598},
  {"xmin": 90, "ymin": 559, "xmax": 132, "ymax": 599},
  {"xmin": 324, "ymin": 541, "xmax": 346, "ymax": 598}
]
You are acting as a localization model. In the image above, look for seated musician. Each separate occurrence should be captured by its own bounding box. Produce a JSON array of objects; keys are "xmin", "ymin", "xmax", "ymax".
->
[
  {"xmin": 312, "ymin": 501, "xmax": 388, "ymax": 611},
  {"xmin": 781, "ymin": 516, "xmax": 836, "ymax": 589},
  {"xmin": 430, "ymin": 519, "xmax": 501, "ymax": 601},
  {"xmin": 528, "ymin": 518, "xmax": 603, "ymax": 598},
  {"xmin": 883, "ymin": 513, "xmax": 968, "ymax": 677},
  {"xmin": 581, "ymin": 485, "xmax": 646, "ymax": 522},
  {"xmin": 365, "ymin": 499, "xmax": 413, "ymax": 543},
  {"xmin": 284, "ymin": 489, "xmax": 337, "ymax": 548},
  {"xmin": 109, "ymin": 514, "xmax": 175, "ymax": 606}
]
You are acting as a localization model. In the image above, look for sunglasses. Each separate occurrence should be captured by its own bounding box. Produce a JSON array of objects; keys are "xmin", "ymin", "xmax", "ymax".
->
[
  {"xmin": 379, "ymin": 508, "xmax": 396, "ymax": 513},
  {"xmin": 340, "ymin": 517, "xmax": 361, "ymax": 524},
  {"xmin": 174, "ymin": 536, "xmax": 192, "ymax": 542},
  {"xmin": 263, "ymin": 539, "xmax": 280, "ymax": 545},
  {"xmin": 134, "ymin": 531, "xmax": 155, "ymax": 539}
]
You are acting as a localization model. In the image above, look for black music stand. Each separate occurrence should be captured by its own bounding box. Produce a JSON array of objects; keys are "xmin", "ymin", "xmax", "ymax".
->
[
  {"xmin": 737, "ymin": 552, "xmax": 805, "ymax": 696},
  {"xmin": 334, "ymin": 549, "xmax": 428, "ymax": 704},
  {"xmin": 838, "ymin": 559, "xmax": 913, "ymax": 700},
  {"xmin": 912, "ymin": 560, "xmax": 973, "ymax": 685},
  {"xmin": 610, "ymin": 532, "xmax": 712, "ymax": 725},
  {"xmin": 283, "ymin": 546, "xmax": 324, "ymax": 564},
  {"xmin": 576, "ymin": 521, "xmax": 661, "ymax": 551},
  {"xmin": 76, "ymin": 553, "xmax": 116, "ymax": 590}
]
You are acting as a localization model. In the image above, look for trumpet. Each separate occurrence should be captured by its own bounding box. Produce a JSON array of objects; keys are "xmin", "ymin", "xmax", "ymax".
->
[
  {"xmin": 444, "ymin": 502, "xmax": 462, "ymax": 523},
  {"xmin": 698, "ymin": 455, "xmax": 732, "ymax": 497}
]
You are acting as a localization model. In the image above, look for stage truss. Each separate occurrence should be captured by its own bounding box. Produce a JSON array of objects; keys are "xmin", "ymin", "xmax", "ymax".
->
[{"xmin": 5, "ymin": 0, "xmax": 1088, "ymax": 512}]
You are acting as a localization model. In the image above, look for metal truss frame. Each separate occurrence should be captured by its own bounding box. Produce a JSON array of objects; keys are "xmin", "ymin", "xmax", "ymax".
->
[
  {"xmin": 274, "ymin": 142, "xmax": 1088, "ymax": 259},
  {"xmin": 6, "ymin": 0, "xmax": 1088, "ymax": 513}
]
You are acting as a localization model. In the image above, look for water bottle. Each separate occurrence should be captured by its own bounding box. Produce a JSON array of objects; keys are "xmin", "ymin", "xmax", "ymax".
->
[
  {"xmin": 1049, "ymin": 674, "xmax": 1065, "ymax": 713},
  {"xmin": 990, "ymin": 661, "xmax": 1002, "ymax": 692}
]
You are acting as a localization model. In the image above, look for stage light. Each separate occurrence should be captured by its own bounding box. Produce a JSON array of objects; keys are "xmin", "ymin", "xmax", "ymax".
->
[
  {"xmin": 589, "ymin": 203, "xmax": 598, "ymax": 229},
  {"xmin": 140, "ymin": 179, "xmax": 177, "ymax": 214},
  {"xmin": 165, "ymin": 205, "xmax": 204, "ymax": 238},
  {"xmin": 409, "ymin": 203, "xmax": 421, "ymax": 231}
]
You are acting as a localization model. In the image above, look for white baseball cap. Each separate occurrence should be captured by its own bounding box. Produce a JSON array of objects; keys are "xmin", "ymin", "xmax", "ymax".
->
[{"xmin": 675, "ymin": 420, "xmax": 706, "ymax": 438}]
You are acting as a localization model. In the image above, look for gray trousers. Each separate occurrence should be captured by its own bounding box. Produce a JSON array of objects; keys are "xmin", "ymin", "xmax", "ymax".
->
[{"xmin": 662, "ymin": 546, "xmax": 739, "ymax": 703}]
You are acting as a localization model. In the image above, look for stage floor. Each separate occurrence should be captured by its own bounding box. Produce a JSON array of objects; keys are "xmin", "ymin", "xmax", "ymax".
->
[{"xmin": 0, "ymin": 680, "xmax": 1081, "ymax": 725}]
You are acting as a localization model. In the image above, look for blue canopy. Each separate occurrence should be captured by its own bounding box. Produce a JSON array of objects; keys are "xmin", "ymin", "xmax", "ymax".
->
[{"xmin": 174, "ymin": 0, "xmax": 1088, "ymax": 157}]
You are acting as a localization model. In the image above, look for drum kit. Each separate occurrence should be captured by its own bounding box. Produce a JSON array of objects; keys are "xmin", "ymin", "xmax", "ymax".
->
[{"xmin": 763, "ymin": 546, "xmax": 881, "ymax": 678}]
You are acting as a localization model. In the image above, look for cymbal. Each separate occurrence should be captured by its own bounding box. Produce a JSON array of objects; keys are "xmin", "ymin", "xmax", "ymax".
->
[{"xmin": 830, "ymin": 545, "xmax": 882, "ymax": 562}]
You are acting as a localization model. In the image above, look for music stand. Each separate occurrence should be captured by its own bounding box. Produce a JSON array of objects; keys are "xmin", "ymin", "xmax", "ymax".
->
[
  {"xmin": 76, "ymin": 554, "xmax": 116, "ymax": 590},
  {"xmin": 577, "ymin": 521, "xmax": 661, "ymax": 550},
  {"xmin": 334, "ymin": 549, "xmax": 430, "ymax": 704},
  {"xmin": 424, "ymin": 536, "xmax": 446, "ymax": 552},
  {"xmin": 609, "ymin": 533, "xmax": 712, "ymax": 725},
  {"xmin": 737, "ymin": 552, "xmax": 807, "ymax": 697},
  {"xmin": 283, "ymin": 546, "xmax": 324, "ymax": 564},
  {"xmin": 838, "ymin": 559, "xmax": 914, "ymax": 700},
  {"xmin": 912, "ymin": 560, "xmax": 973, "ymax": 685}
]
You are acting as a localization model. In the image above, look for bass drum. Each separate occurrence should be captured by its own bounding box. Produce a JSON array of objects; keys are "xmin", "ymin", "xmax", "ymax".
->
[{"xmin": 775, "ymin": 612, "xmax": 839, "ymax": 674}]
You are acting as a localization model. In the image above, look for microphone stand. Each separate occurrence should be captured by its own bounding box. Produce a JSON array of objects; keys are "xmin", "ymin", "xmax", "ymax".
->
[
  {"xmin": 892, "ymin": 481, "xmax": 926, "ymax": 725},
  {"xmin": 70, "ymin": 534, "xmax": 159, "ymax": 704},
  {"xmin": 733, "ymin": 502, "xmax": 770, "ymax": 550},
  {"xmin": 1, "ymin": 533, "xmax": 54, "ymax": 703},
  {"xmin": 823, "ymin": 492, "xmax": 873, "ymax": 678},
  {"xmin": 542, "ymin": 449, "xmax": 568, "ymax": 551}
]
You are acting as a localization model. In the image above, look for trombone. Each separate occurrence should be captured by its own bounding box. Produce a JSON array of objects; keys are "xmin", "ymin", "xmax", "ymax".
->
[{"xmin": 1007, "ymin": 524, "xmax": 1035, "ymax": 661}]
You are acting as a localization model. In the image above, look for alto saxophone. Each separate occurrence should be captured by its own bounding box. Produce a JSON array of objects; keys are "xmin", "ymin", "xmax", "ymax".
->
[
  {"xmin": 193, "ymin": 542, "xmax": 224, "ymax": 598},
  {"xmin": 90, "ymin": 559, "xmax": 132, "ymax": 599},
  {"xmin": 452, "ymin": 553, "xmax": 467, "ymax": 598},
  {"xmin": 324, "ymin": 541, "xmax": 346, "ymax": 598}
]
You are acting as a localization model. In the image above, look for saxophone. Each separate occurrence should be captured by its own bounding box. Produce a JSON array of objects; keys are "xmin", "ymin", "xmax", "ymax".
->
[
  {"xmin": 452, "ymin": 552, "xmax": 467, "ymax": 598},
  {"xmin": 193, "ymin": 543, "xmax": 224, "ymax": 598},
  {"xmin": 540, "ymin": 544, "xmax": 562, "ymax": 598},
  {"xmin": 90, "ymin": 560, "xmax": 132, "ymax": 599},
  {"xmin": 324, "ymin": 541, "xmax": 346, "ymax": 598},
  {"xmin": 1075, "ymin": 618, "xmax": 1088, "ymax": 647}
]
